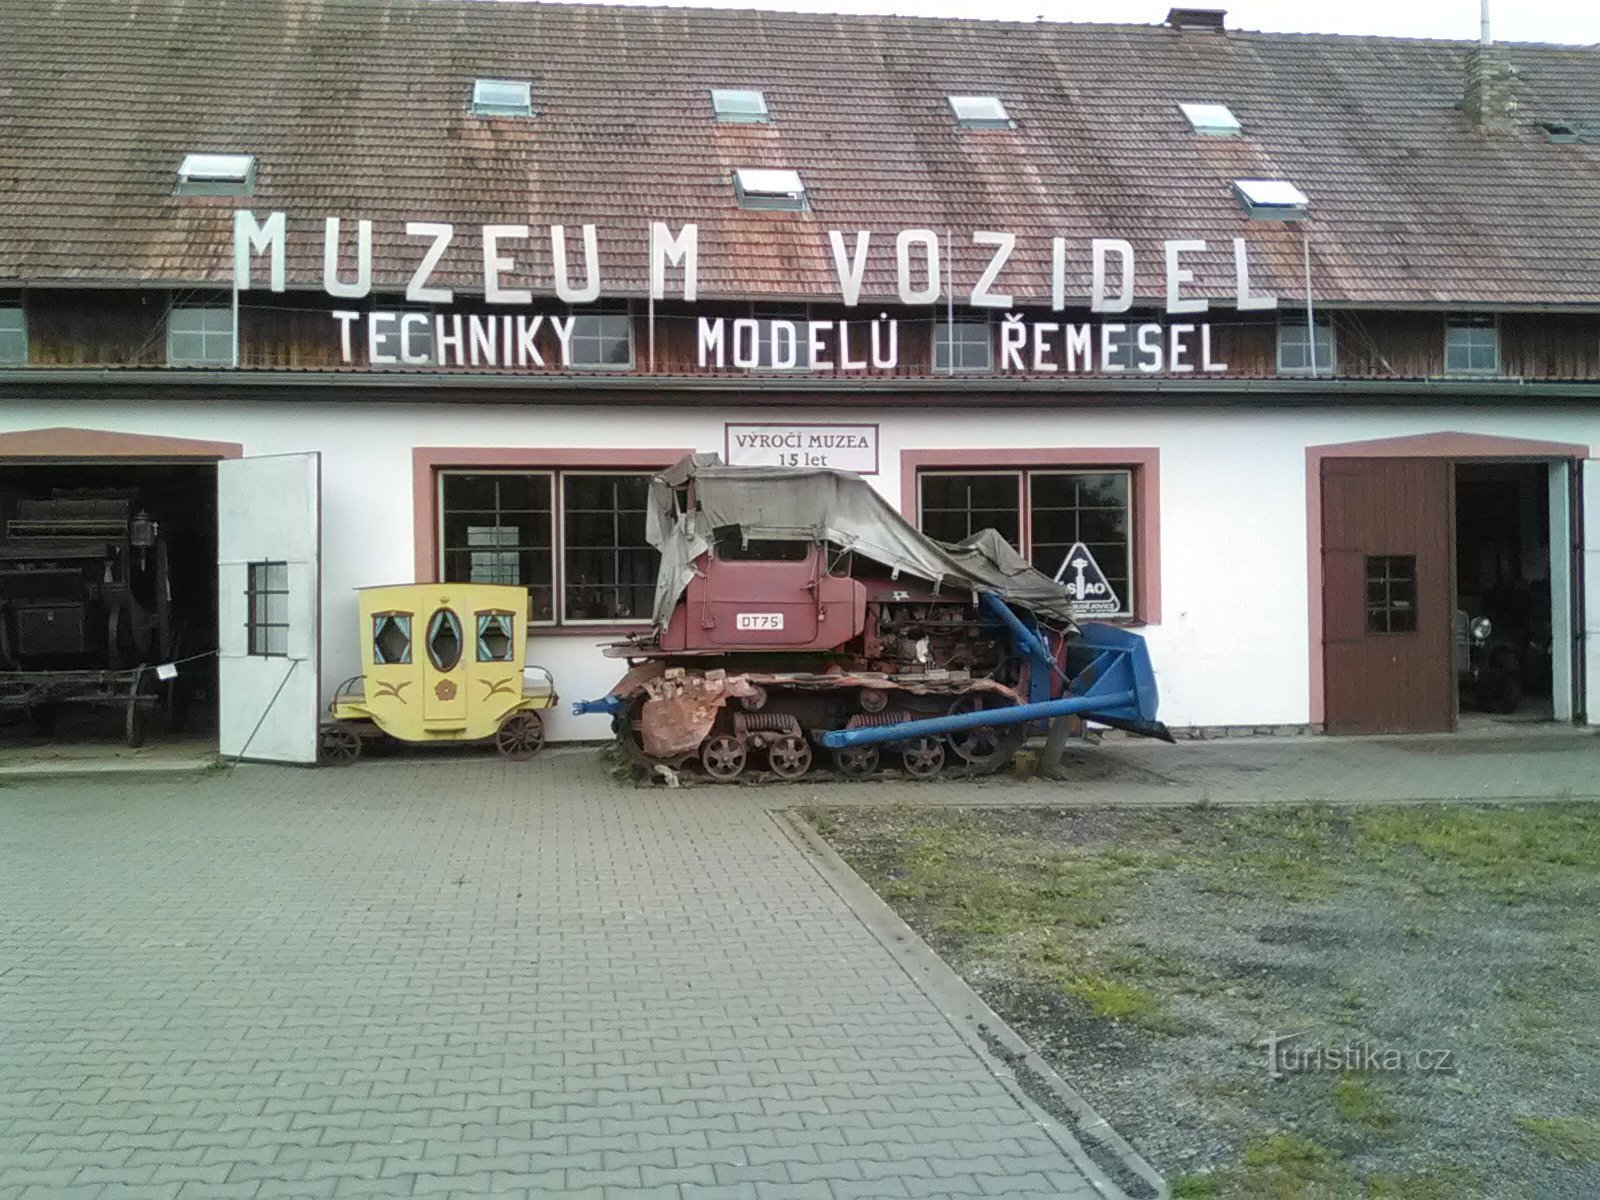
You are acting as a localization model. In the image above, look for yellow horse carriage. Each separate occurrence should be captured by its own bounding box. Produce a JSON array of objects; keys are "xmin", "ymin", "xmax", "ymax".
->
[{"xmin": 318, "ymin": 582, "xmax": 557, "ymax": 764}]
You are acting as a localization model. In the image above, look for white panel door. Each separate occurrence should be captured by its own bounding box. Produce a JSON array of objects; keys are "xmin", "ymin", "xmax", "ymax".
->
[
  {"xmin": 217, "ymin": 453, "xmax": 322, "ymax": 763},
  {"xmin": 1583, "ymin": 460, "xmax": 1600, "ymax": 725}
]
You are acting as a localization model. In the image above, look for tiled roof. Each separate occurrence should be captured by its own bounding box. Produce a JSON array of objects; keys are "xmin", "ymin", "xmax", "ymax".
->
[{"xmin": 2, "ymin": 0, "xmax": 1599, "ymax": 305}]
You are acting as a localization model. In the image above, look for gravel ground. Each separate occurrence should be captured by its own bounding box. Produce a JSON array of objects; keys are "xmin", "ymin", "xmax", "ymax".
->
[{"xmin": 813, "ymin": 802, "xmax": 1600, "ymax": 1199}]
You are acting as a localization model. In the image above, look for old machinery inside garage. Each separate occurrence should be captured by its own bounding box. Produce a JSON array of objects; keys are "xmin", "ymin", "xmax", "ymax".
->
[{"xmin": 0, "ymin": 461, "xmax": 217, "ymax": 747}]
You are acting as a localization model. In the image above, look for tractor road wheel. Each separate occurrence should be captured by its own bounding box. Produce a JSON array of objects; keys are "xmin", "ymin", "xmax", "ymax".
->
[
  {"xmin": 496, "ymin": 711, "xmax": 546, "ymax": 761},
  {"xmin": 830, "ymin": 745, "xmax": 879, "ymax": 779},
  {"xmin": 701, "ymin": 734, "xmax": 747, "ymax": 780},
  {"xmin": 900, "ymin": 737, "xmax": 945, "ymax": 779},
  {"xmin": 318, "ymin": 724, "xmax": 362, "ymax": 766},
  {"xmin": 768, "ymin": 735, "xmax": 812, "ymax": 780}
]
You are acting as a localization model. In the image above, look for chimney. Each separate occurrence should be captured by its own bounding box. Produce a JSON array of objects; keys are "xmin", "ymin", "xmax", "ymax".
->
[
  {"xmin": 1463, "ymin": 6, "xmax": 1518, "ymax": 134},
  {"xmin": 1166, "ymin": 8, "xmax": 1226, "ymax": 32}
]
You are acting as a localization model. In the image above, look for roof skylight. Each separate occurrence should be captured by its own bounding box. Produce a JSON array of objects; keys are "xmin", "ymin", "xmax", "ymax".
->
[
  {"xmin": 1541, "ymin": 120, "xmax": 1580, "ymax": 143},
  {"xmin": 948, "ymin": 95, "xmax": 1013, "ymax": 129},
  {"xmin": 732, "ymin": 168, "xmax": 808, "ymax": 212},
  {"xmin": 712, "ymin": 89, "xmax": 770, "ymax": 123},
  {"xmin": 1233, "ymin": 178, "xmax": 1310, "ymax": 220},
  {"xmin": 471, "ymin": 79, "xmax": 534, "ymax": 117},
  {"xmin": 176, "ymin": 153, "xmax": 257, "ymax": 196},
  {"xmin": 1180, "ymin": 102, "xmax": 1242, "ymax": 136}
]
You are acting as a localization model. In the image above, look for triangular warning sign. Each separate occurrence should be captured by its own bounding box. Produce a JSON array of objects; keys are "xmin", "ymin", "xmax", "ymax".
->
[{"xmin": 1053, "ymin": 542, "xmax": 1121, "ymax": 615}]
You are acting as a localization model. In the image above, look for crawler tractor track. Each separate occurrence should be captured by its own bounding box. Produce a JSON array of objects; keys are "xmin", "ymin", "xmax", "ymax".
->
[{"xmin": 613, "ymin": 678, "xmax": 1028, "ymax": 785}]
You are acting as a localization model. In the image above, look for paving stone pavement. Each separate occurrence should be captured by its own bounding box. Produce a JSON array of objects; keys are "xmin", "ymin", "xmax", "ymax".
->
[{"xmin": 0, "ymin": 750, "xmax": 1108, "ymax": 1200}]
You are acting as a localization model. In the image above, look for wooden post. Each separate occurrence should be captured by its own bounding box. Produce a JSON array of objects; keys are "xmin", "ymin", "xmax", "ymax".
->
[{"xmin": 1038, "ymin": 714, "xmax": 1082, "ymax": 779}]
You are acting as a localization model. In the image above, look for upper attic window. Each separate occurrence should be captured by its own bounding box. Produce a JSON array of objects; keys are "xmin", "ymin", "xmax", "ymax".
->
[
  {"xmin": 949, "ymin": 96, "xmax": 1013, "ymax": 130},
  {"xmin": 733, "ymin": 168, "xmax": 808, "ymax": 212},
  {"xmin": 1180, "ymin": 102, "xmax": 1242, "ymax": 136},
  {"xmin": 712, "ymin": 89, "xmax": 769, "ymax": 123},
  {"xmin": 176, "ymin": 154, "xmax": 256, "ymax": 196},
  {"xmin": 1233, "ymin": 178, "xmax": 1310, "ymax": 221},
  {"xmin": 472, "ymin": 79, "xmax": 534, "ymax": 117}
]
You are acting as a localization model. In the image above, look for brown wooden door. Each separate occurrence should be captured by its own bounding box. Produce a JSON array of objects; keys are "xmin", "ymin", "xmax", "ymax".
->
[{"xmin": 1322, "ymin": 458, "xmax": 1454, "ymax": 734}]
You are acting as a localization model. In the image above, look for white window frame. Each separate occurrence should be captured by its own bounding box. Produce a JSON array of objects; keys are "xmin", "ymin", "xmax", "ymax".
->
[
  {"xmin": 933, "ymin": 318, "xmax": 993, "ymax": 372},
  {"xmin": 471, "ymin": 79, "xmax": 534, "ymax": 117},
  {"xmin": 1276, "ymin": 311, "xmax": 1336, "ymax": 375},
  {"xmin": 711, "ymin": 89, "xmax": 769, "ymax": 123},
  {"xmin": 0, "ymin": 304, "xmax": 25, "ymax": 364},
  {"xmin": 437, "ymin": 468, "xmax": 657, "ymax": 627},
  {"xmin": 1444, "ymin": 314, "xmax": 1500, "ymax": 375},
  {"xmin": 167, "ymin": 302, "xmax": 236, "ymax": 367},
  {"xmin": 916, "ymin": 466, "xmax": 1137, "ymax": 620},
  {"xmin": 566, "ymin": 308, "xmax": 635, "ymax": 370}
]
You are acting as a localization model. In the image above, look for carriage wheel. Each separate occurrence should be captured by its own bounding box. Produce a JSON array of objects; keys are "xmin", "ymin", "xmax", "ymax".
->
[
  {"xmin": 900, "ymin": 737, "xmax": 945, "ymax": 779},
  {"xmin": 701, "ymin": 734, "xmax": 747, "ymax": 780},
  {"xmin": 125, "ymin": 669, "xmax": 158, "ymax": 748},
  {"xmin": 830, "ymin": 745, "xmax": 880, "ymax": 779},
  {"xmin": 318, "ymin": 723, "xmax": 363, "ymax": 766},
  {"xmin": 768, "ymin": 735, "xmax": 812, "ymax": 780},
  {"xmin": 495, "ymin": 711, "xmax": 546, "ymax": 761}
]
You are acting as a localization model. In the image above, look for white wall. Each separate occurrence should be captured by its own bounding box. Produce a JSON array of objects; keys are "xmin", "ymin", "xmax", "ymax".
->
[{"xmin": 4, "ymin": 397, "xmax": 1596, "ymax": 737}]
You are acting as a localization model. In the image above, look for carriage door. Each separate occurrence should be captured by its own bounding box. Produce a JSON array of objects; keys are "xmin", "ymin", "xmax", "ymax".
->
[
  {"xmin": 217, "ymin": 453, "xmax": 322, "ymax": 763},
  {"xmin": 1322, "ymin": 458, "xmax": 1454, "ymax": 734},
  {"xmin": 422, "ymin": 605, "xmax": 468, "ymax": 726}
]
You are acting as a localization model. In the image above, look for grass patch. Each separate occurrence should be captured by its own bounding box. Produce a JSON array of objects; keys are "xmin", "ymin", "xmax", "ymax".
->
[
  {"xmin": 1513, "ymin": 1114, "xmax": 1600, "ymax": 1163},
  {"xmin": 1355, "ymin": 806, "xmax": 1600, "ymax": 900},
  {"xmin": 1364, "ymin": 1165, "xmax": 1480, "ymax": 1198},
  {"xmin": 1171, "ymin": 1132, "xmax": 1349, "ymax": 1198},
  {"xmin": 1332, "ymin": 1074, "xmax": 1399, "ymax": 1134}
]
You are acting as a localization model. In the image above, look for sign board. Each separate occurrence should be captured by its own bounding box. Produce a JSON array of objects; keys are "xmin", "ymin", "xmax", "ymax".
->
[
  {"xmin": 724, "ymin": 423, "xmax": 879, "ymax": 474},
  {"xmin": 1053, "ymin": 541, "xmax": 1122, "ymax": 615}
]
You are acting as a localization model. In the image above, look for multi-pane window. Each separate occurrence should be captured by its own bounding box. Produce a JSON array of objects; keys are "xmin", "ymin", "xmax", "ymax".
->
[
  {"xmin": 1101, "ymin": 324, "xmax": 1138, "ymax": 371},
  {"xmin": 1445, "ymin": 315, "xmax": 1499, "ymax": 374},
  {"xmin": 246, "ymin": 561, "xmax": 289, "ymax": 656},
  {"xmin": 752, "ymin": 307, "xmax": 813, "ymax": 369},
  {"xmin": 439, "ymin": 470, "xmax": 658, "ymax": 624},
  {"xmin": 933, "ymin": 320, "xmax": 992, "ymax": 371},
  {"xmin": 1366, "ymin": 555, "xmax": 1417, "ymax": 634},
  {"xmin": 168, "ymin": 304, "xmax": 235, "ymax": 366},
  {"xmin": 1277, "ymin": 312, "xmax": 1335, "ymax": 374},
  {"xmin": 440, "ymin": 473, "xmax": 555, "ymax": 621},
  {"xmin": 0, "ymin": 305, "xmax": 26, "ymax": 364},
  {"xmin": 562, "ymin": 474, "xmax": 656, "ymax": 622},
  {"xmin": 918, "ymin": 469, "xmax": 1135, "ymax": 618},
  {"xmin": 567, "ymin": 310, "xmax": 633, "ymax": 368}
]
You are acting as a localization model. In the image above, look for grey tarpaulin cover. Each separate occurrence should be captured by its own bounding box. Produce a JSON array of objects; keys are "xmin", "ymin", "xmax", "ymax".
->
[{"xmin": 645, "ymin": 454, "xmax": 1078, "ymax": 628}]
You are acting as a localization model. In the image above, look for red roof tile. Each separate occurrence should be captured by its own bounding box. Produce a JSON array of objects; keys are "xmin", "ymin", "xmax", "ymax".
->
[{"xmin": 2, "ymin": 1, "xmax": 1599, "ymax": 305}]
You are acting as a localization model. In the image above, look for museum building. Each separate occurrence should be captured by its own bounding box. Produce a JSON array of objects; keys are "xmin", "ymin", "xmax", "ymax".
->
[{"xmin": 2, "ymin": 0, "xmax": 1598, "ymax": 762}]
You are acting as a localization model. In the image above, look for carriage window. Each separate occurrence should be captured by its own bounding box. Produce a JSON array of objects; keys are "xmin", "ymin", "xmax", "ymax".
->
[
  {"xmin": 372, "ymin": 613, "xmax": 412, "ymax": 664},
  {"xmin": 476, "ymin": 611, "xmax": 516, "ymax": 661},
  {"xmin": 246, "ymin": 561, "xmax": 289, "ymax": 657},
  {"xmin": 425, "ymin": 608, "xmax": 463, "ymax": 671}
]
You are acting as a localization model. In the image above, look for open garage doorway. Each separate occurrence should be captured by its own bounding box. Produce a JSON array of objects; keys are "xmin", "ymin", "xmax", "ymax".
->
[
  {"xmin": 1455, "ymin": 463, "xmax": 1554, "ymax": 721},
  {"xmin": 1314, "ymin": 434, "xmax": 1584, "ymax": 735},
  {"xmin": 0, "ymin": 457, "xmax": 219, "ymax": 761}
]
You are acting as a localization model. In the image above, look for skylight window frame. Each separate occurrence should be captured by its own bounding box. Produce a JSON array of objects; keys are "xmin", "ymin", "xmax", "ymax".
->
[
  {"xmin": 732, "ymin": 168, "xmax": 809, "ymax": 213},
  {"xmin": 1541, "ymin": 120, "xmax": 1580, "ymax": 144},
  {"xmin": 948, "ymin": 95, "xmax": 1014, "ymax": 130},
  {"xmin": 176, "ymin": 153, "xmax": 257, "ymax": 197},
  {"xmin": 1233, "ymin": 178, "xmax": 1310, "ymax": 221},
  {"xmin": 711, "ymin": 89, "xmax": 770, "ymax": 124},
  {"xmin": 471, "ymin": 78, "xmax": 535, "ymax": 118},
  {"xmin": 1179, "ymin": 102, "xmax": 1242, "ymax": 136}
]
